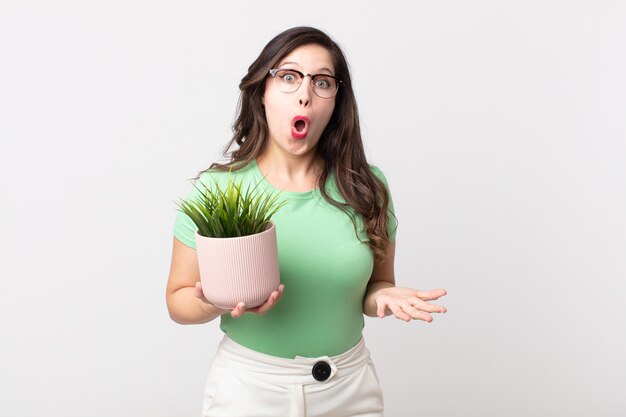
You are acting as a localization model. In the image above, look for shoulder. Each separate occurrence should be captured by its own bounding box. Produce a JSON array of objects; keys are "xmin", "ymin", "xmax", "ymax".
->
[
  {"xmin": 367, "ymin": 164, "xmax": 392, "ymax": 188},
  {"xmin": 368, "ymin": 163, "xmax": 384, "ymax": 176}
]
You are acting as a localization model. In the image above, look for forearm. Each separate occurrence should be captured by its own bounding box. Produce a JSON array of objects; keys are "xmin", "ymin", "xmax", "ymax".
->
[
  {"xmin": 167, "ymin": 287, "xmax": 224, "ymax": 324},
  {"xmin": 363, "ymin": 280, "xmax": 394, "ymax": 317}
]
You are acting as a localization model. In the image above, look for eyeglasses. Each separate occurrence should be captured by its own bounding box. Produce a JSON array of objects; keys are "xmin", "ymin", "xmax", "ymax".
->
[{"xmin": 268, "ymin": 68, "xmax": 342, "ymax": 99}]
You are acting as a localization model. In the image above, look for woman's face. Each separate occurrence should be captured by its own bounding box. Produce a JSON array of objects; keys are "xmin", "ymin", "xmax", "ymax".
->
[{"xmin": 262, "ymin": 44, "xmax": 336, "ymax": 159}]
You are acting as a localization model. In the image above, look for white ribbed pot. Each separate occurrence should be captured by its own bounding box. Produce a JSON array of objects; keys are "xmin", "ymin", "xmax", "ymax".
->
[{"xmin": 195, "ymin": 221, "xmax": 280, "ymax": 310}]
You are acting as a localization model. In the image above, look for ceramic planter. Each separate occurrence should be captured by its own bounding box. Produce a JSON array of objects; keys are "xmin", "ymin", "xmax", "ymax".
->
[{"xmin": 195, "ymin": 221, "xmax": 280, "ymax": 309}]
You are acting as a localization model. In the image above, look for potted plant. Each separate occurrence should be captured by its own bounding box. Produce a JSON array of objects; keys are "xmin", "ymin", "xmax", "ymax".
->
[{"xmin": 176, "ymin": 172, "xmax": 287, "ymax": 309}]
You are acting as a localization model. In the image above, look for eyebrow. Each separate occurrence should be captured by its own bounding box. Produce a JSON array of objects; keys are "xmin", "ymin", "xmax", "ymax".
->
[{"xmin": 278, "ymin": 61, "xmax": 335, "ymax": 75}]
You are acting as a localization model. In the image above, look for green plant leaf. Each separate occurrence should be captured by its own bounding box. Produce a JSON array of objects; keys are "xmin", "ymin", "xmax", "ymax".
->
[{"xmin": 176, "ymin": 170, "xmax": 287, "ymax": 238}]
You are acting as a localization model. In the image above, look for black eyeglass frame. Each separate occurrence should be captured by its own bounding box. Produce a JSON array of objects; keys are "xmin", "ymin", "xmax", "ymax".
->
[{"xmin": 268, "ymin": 68, "xmax": 343, "ymax": 98}]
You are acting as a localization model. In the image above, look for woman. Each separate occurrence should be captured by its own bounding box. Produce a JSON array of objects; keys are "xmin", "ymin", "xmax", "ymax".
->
[{"xmin": 166, "ymin": 26, "xmax": 447, "ymax": 417}]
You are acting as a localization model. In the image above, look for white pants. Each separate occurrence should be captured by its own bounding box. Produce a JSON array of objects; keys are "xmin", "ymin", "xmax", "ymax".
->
[{"xmin": 202, "ymin": 335, "xmax": 384, "ymax": 417}]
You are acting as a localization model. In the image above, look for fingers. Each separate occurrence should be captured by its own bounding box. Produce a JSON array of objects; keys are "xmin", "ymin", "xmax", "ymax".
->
[
  {"xmin": 230, "ymin": 302, "xmax": 246, "ymax": 319},
  {"xmin": 415, "ymin": 288, "xmax": 448, "ymax": 301},
  {"xmin": 194, "ymin": 282, "xmax": 210, "ymax": 303},
  {"xmin": 411, "ymin": 298, "xmax": 448, "ymax": 314},
  {"xmin": 401, "ymin": 304, "xmax": 433, "ymax": 322},
  {"xmin": 230, "ymin": 284, "xmax": 285, "ymax": 319},
  {"xmin": 377, "ymin": 303, "xmax": 387, "ymax": 318},
  {"xmin": 194, "ymin": 281, "xmax": 203, "ymax": 297},
  {"xmin": 377, "ymin": 300, "xmax": 427, "ymax": 322},
  {"xmin": 385, "ymin": 303, "xmax": 433, "ymax": 322},
  {"xmin": 378, "ymin": 298, "xmax": 446, "ymax": 322},
  {"xmin": 260, "ymin": 284, "xmax": 285, "ymax": 313},
  {"xmin": 253, "ymin": 290, "xmax": 280, "ymax": 315},
  {"xmin": 389, "ymin": 304, "xmax": 412, "ymax": 322}
]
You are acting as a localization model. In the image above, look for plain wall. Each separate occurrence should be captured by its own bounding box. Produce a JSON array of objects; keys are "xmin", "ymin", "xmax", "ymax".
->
[{"xmin": 1, "ymin": 1, "xmax": 625, "ymax": 416}]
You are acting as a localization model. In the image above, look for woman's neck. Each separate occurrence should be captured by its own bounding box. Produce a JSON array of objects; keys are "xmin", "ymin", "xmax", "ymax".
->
[{"xmin": 256, "ymin": 152, "xmax": 324, "ymax": 192}]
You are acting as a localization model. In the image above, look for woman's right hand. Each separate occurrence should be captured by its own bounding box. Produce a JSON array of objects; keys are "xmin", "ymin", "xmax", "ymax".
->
[{"xmin": 194, "ymin": 282, "xmax": 285, "ymax": 319}]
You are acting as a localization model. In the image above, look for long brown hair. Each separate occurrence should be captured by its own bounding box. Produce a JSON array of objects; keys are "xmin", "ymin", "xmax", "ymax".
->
[{"xmin": 203, "ymin": 26, "xmax": 396, "ymax": 260}]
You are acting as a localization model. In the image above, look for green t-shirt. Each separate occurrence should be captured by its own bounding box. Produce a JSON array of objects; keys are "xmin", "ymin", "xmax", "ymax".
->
[{"xmin": 173, "ymin": 160, "xmax": 397, "ymax": 358}]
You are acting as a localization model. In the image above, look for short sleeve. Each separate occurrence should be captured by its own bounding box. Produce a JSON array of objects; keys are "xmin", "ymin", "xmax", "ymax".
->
[
  {"xmin": 173, "ymin": 172, "xmax": 213, "ymax": 249},
  {"xmin": 369, "ymin": 165, "xmax": 398, "ymax": 241}
]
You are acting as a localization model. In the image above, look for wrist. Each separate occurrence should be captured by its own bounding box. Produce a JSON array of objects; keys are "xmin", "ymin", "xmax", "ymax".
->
[
  {"xmin": 363, "ymin": 280, "xmax": 394, "ymax": 317},
  {"xmin": 369, "ymin": 280, "xmax": 394, "ymax": 294}
]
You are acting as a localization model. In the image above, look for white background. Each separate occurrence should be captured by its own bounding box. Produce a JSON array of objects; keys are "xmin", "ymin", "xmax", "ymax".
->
[{"xmin": 1, "ymin": 1, "xmax": 625, "ymax": 416}]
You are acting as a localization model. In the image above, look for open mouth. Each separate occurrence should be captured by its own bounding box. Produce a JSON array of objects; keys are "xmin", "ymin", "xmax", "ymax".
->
[
  {"xmin": 294, "ymin": 120, "xmax": 306, "ymax": 132},
  {"xmin": 291, "ymin": 116, "xmax": 309, "ymax": 139}
]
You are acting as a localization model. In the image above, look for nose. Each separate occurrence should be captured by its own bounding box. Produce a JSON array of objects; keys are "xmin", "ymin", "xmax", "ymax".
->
[{"xmin": 297, "ymin": 76, "xmax": 312, "ymax": 107}]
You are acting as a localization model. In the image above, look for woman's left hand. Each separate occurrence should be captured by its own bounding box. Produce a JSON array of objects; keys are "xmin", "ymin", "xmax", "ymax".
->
[{"xmin": 374, "ymin": 287, "xmax": 448, "ymax": 322}]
